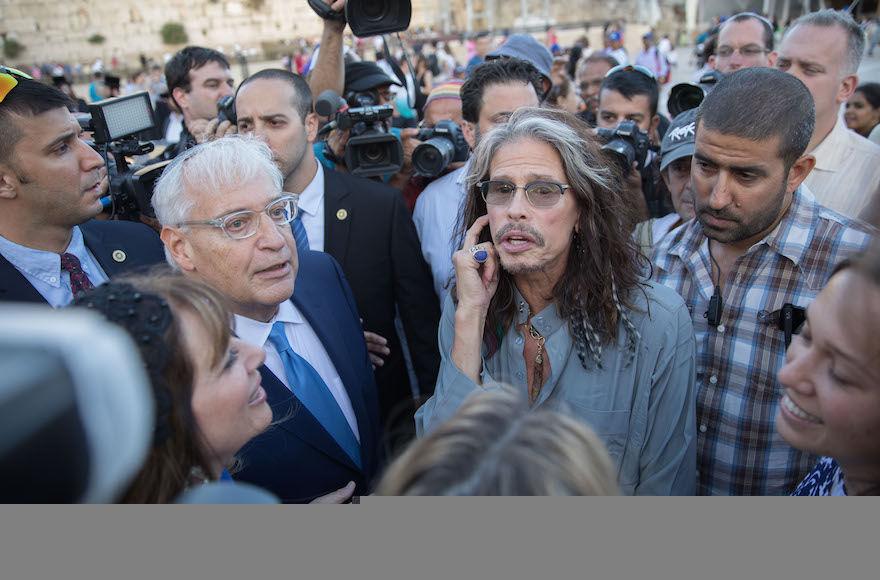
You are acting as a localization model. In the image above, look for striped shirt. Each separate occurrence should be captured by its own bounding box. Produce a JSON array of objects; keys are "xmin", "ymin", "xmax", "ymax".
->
[{"xmin": 651, "ymin": 187, "xmax": 874, "ymax": 495}]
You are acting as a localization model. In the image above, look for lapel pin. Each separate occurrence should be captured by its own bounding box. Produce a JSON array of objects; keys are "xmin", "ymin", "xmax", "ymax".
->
[
  {"xmin": 111, "ymin": 250, "xmax": 127, "ymax": 263},
  {"xmin": 336, "ymin": 209, "xmax": 348, "ymax": 221}
]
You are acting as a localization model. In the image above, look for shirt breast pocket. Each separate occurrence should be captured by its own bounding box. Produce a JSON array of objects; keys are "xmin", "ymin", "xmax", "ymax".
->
[{"xmin": 566, "ymin": 404, "xmax": 631, "ymax": 463}]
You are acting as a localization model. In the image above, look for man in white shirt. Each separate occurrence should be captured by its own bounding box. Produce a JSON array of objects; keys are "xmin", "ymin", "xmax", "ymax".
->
[
  {"xmin": 777, "ymin": 9, "xmax": 880, "ymax": 219},
  {"xmin": 413, "ymin": 58, "xmax": 543, "ymax": 303},
  {"xmin": 152, "ymin": 136, "xmax": 382, "ymax": 503}
]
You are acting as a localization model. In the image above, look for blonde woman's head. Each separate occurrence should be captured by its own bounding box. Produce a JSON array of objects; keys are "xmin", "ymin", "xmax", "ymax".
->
[{"xmin": 378, "ymin": 389, "xmax": 620, "ymax": 496}]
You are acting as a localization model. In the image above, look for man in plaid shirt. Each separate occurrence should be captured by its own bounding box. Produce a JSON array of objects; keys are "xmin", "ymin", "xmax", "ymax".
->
[{"xmin": 652, "ymin": 68, "xmax": 875, "ymax": 495}]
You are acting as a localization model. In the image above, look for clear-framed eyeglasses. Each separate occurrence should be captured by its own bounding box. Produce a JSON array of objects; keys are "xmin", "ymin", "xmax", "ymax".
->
[
  {"xmin": 477, "ymin": 180, "xmax": 570, "ymax": 209},
  {"xmin": 177, "ymin": 194, "xmax": 300, "ymax": 240},
  {"xmin": 715, "ymin": 44, "xmax": 769, "ymax": 58}
]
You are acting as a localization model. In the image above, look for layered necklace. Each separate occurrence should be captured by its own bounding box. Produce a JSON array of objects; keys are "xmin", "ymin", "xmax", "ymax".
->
[{"xmin": 521, "ymin": 311, "xmax": 546, "ymax": 405}]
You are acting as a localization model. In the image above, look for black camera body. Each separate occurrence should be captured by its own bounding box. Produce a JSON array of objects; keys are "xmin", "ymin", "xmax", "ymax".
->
[
  {"xmin": 318, "ymin": 89, "xmax": 403, "ymax": 178},
  {"xmin": 308, "ymin": 0, "xmax": 412, "ymax": 37},
  {"xmin": 667, "ymin": 70, "xmax": 723, "ymax": 118},
  {"xmin": 217, "ymin": 95, "xmax": 236, "ymax": 125},
  {"xmin": 77, "ymin": 92, "xmax": 164, "ymax": 221},
  {"xmin": 597, "ymin": 120, "xmax": 651, "ymax": 176},
  {"xmin": 597, "ymin": 120, "xmax": 669, "ymax": 218},
  {"xmin": 412, "ymin": 120, "xmax": 469, "ymax": 178}
]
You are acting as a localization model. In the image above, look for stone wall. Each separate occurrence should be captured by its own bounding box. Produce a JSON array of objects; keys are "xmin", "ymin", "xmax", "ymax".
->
[
  {"xmin": 0, "ymin": 0, "xmax": 439, "ymax": 66},
  {"xmin": 0, "ymin": 0, "xmax": 645, "ymax": 67}
]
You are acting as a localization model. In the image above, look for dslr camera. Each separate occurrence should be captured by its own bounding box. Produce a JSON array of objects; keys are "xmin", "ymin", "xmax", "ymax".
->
[
  {"xmin": 316, "ymin": 89, "xmax": 404, "ymax": 178},
  {"xmin": 596, "ymin": 120, "xmax": 651, "ymax": 176},
  {"xmin": 77, "ymin": 91, "xmax": 167, "ymax": 221},
  {"xmin": 597, "ymin": 120, "xmax": 667, "ymax": 218},
  {"xmin": 667, "ymin": 70, "xmax": 723, "ymax": 118},
  {"xmin": 412, "ymin": 120, "xmax": 469, "ymax": 178}
]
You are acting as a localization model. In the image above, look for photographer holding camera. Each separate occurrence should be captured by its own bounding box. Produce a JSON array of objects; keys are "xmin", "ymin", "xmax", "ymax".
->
[
  {"xmin": 235, "ymin": 69, "xmax": 439, "ymax": 449},
  {"xmin": 596, "ymin": 64, "xmax": 668, "ymax": 226},
  {"xmin": 413, "ymin": 58, "xmax": 543, "ymax": 302},
  {"xmin": 315, "ymin": 60, "xmax": 407, "ymax": 179},
  {"xmin": 163, "ymin": 46, "xmax": 237, "ymax": 159},
  {"xmin": 0, "ymin": 69, "xmax": 164, "ymax": 306},
  {"xmin": 399, "ymin": 81, "xmax": 467, "ymax": 211}
]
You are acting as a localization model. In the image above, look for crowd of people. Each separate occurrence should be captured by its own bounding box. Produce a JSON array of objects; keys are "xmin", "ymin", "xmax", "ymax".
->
[{"xmin": 2, "ymin": 5, "xmax": 880, "ymax": 501}]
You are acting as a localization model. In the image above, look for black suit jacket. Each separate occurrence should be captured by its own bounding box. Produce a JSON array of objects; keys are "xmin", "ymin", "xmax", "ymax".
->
[
  {"xmin": 0, "ymin": 220, "xmax": 165, "ymax": 304},
  {"xmin": 321, "ymin": 169, "xmax": 440, "ymax": 438},
  {"xmin": 233, "ymin": 249, "xmax": 382, "ymax": 503}
]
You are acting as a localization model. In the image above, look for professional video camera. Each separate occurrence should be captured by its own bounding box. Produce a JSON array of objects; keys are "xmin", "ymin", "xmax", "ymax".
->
[
  {"xmin": 77, "ymin": 91, "xmax": 167, "ymax": 221},
  {"xmin": 315, "ymin": 89, "xmax": 403, "ymax": 178},
  {"xmin": 597, "ymin": 120, "xmax": 667, "ymax": 218},
  {"xmin": 667, "ymin": 70, "xmax": 723, "ymax": 118},
  {"xmin": 411, "ymin": 120, "xmax": 469, "ymax": 178},
  {"xmin": 308, "ymin": 0, "xmax": 411, "ymax": 37}
]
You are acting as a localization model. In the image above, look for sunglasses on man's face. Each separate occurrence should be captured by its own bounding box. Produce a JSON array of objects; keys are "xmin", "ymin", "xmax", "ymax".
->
[{"xmin": 0, "ymin": 66, "xmax": 33, "ymax": 104}]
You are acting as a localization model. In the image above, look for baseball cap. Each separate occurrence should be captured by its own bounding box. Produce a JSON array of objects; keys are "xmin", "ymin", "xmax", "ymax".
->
[
  {"xmin": 486, "ymin": 34, "xmax": 553, "ymax": 87},
  {"xmin": 608, "ymin": 31, "xmax": 622, "ymax": 42},
  {"xmin": 660, "ymin": 108, "xmax": 697, "ymax": 172},
  {"xmin": 344, "ymin": 61, "xmax": 402, "ymax": 92}
]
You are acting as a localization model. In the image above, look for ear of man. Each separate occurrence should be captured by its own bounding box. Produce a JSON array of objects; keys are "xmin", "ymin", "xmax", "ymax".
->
[
  {"xmin": 462, "ymin": 120, "xmax": 478, "ymax": 150},
  {"xmin": 785, "ymin": 154, "xmax": 817, "ymax": 195},
  {"xmin": 171, "ymin": 86, "xmax": 190, "ymax": 115},
  {"xmin": 305, "ymin": 112, "xmax": 320, "ymax": 144},
  {"xmin": 0, "ymin": 168, "xmax": 20, "ymax": 200},
  {"xmin": 160, "ymin": 226, "xmax": 196, "ymax": 272},
  {"xmin": 837, "ymin": 73, "xmax": 859, "ymax": 106}
]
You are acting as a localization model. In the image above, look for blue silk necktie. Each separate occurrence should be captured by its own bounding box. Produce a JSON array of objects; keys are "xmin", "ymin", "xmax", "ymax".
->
[
  {"xmin": 267, "ymin": 321, "xmax": 361, "ymax": 468},
  {"xmin": 291, "ymin": 213, "xmax": 310, "ymax": 252}
]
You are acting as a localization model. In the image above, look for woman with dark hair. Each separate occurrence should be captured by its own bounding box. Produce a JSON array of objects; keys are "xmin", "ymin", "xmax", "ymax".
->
[
  {"xmin": 844, "ymin": 83, "xmax": 880, "ymax": 140},
  {"xmin": 777, "ymin": 244, "xmax": 880, "ymax": 496},
  {"xmin": 73, "ymin": 270, "xmax": 272, "ymax": 503}
]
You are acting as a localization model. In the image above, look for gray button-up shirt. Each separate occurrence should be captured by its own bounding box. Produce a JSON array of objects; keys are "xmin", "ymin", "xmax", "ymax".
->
[{"xmin": 415, "ymin": 281, "xmax": 697, "ymax": 495}]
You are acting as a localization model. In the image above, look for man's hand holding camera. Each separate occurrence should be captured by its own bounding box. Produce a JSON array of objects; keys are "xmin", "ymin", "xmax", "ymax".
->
[{"xmin": 190, "ymin": 117, "xmax": 237, "ymax": 145}]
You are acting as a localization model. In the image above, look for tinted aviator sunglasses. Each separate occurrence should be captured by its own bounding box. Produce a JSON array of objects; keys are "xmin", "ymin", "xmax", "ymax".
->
[{"xmin": 0, "ymin": 66, "xmax": 33, "ymax": 104}]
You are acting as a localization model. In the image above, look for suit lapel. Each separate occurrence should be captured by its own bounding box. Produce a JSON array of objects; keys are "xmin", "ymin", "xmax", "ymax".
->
[
  {"xmin": 0, "ymin": 254, "xmax": 48, "ymax": 304},
  {"xmin": 322, "ymin": 170, "xmax": 352, "ymax": 268},
  {"xmin": 258, "ymin": 365, "xmax": 361, "ymax": 473},
  {"xmin": 81, "ymin": 223, "xmax": 120, "ymax": 277}
]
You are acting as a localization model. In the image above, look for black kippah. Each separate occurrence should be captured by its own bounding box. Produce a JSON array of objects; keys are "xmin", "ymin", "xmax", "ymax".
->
[{"xmin": 72, "ymin": 282, "xmax": 175, "ymax": 447}]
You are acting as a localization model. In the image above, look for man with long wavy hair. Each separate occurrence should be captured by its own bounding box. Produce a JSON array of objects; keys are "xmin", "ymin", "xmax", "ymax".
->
[{"xmin": 415, "ymin": 107, "xmax": 697, "ymax": 495}]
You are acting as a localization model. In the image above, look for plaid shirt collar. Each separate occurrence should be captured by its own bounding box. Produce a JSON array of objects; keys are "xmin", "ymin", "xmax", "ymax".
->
[{"xmin": 655, "ymin": 187, "xmax": 827, "ymax": 292}]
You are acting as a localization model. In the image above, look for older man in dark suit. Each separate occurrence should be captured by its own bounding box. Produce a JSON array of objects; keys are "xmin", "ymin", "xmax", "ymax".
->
[
  {"xmin": 153, "ymin": 136, "xmax": 382, "ymax": 503},
  {"xmin": 235, "ymin": 69, "xmax": 440, "ymax": 451},
  {"xmin": 0, "ymin": 71, "xmax": 164, "ymax": 305}
]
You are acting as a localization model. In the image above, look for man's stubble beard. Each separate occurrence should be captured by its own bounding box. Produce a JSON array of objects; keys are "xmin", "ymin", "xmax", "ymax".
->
[{"xmin": 696, "ymin": 177, "xmax": 789, "ymax": 244}]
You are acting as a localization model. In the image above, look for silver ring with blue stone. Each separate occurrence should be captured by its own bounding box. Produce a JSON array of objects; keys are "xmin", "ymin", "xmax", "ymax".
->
[{"xmin": 470, "ymin": 244, "xmax": 488, "ymax": 264}]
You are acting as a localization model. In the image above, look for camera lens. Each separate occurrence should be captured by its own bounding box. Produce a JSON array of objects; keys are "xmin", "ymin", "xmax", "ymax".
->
[
  {"xmin": 361, "ymin": 142, "xmax": 388, "ymax": 165},
  {"xmin": 361, "ymin": 0, "xmax": 388, "ymax": 20},
  {"xmin": 412, "ymin": 138, "xmax": 455, "ymax": 178}
]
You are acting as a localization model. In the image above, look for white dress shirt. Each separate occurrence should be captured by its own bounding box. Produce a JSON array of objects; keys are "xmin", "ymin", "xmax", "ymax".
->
[
  {"xmin": 804, "ymin": 116, "xmax": 880, "ymax": 219},
  {"xmin": 234, "ymin": 300, "xmax": 359, "ymax": 441},
  {"xmin": 295, "ymin": 160, "xmax": 326, "ymax": 252},
  {"xmin": 412, "ymin": 161, "xmax": 469, "ymax": 303},
  {"xmin": 0, "ymin": 226, "xmax": 109, "ymax": 308}
]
